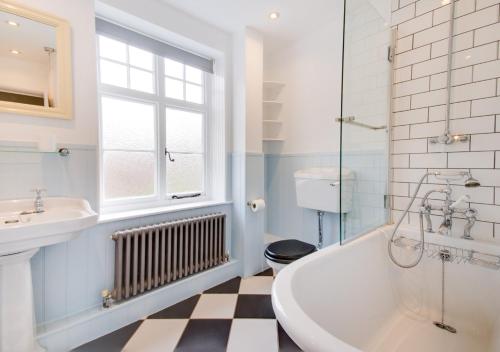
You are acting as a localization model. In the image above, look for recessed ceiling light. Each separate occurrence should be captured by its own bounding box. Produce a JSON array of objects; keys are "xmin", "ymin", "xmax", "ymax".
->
[
  {"xmin": 6, "ymin": 20, "xmax": 19, "ymax": 27},
  {"xmin": 269, "ymin": 12, "xmax": 280, "ymax": 20},
  {"xmin": 10, "ymin": 49, "xmax": 20, "ymax": 55}
]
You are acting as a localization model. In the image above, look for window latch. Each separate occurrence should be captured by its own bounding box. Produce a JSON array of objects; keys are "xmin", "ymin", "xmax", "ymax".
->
[
  {"xmin": 165, "ymin": 148, "xmax": 175, "ymax": 162},
  {"xmin": 172, "ymin": 193, "xmax": 201, "ymax": 200}
]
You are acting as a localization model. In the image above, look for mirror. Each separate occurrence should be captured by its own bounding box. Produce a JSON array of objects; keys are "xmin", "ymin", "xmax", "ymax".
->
[{"xmin": 0, "ymin": 2, "xmax": 72, "ymax": 119}]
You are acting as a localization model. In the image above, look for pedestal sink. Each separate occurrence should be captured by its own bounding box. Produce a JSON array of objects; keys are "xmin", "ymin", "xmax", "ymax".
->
[{"xmin": 0, "ymin": 198, "xmax": 98, "ymax": 352}]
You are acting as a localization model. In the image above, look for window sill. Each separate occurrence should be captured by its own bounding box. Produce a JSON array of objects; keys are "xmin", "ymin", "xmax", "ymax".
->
[{"xmin": 98, "ymin": 200, "xmax": 232, "ymax": 224}]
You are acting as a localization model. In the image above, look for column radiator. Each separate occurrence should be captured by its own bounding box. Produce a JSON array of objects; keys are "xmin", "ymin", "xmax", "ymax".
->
[{"xmin": 111, "ymin": 213, "xmax": 228, "ymax": 302}]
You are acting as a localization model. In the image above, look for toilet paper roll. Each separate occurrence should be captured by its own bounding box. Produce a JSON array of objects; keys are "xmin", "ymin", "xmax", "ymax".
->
[{"xmin": 249, "ymin": 198, "xmax": 266, "ymax": 213}]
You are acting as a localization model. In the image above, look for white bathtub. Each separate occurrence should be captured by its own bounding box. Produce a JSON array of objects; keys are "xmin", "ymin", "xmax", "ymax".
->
[{"xmin": 272, "ymin": 225, "xmax": 500, "ymax": 352}]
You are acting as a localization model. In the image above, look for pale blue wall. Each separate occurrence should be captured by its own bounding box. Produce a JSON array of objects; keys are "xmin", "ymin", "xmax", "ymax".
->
[
  {"xmin": 264, "ymin": 150, "xmax": 388, "ymax": 245},
  {"xmin": 0, "ymin": 148, "xmax": 232, "ymax": 325}
]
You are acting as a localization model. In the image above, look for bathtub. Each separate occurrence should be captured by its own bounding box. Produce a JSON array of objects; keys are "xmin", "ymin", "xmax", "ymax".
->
[{"xmin": 272, "ymin": 225, "xmax": 500, "ymax": 352}]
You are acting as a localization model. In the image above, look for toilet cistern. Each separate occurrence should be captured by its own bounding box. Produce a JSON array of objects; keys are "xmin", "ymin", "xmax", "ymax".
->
[{"xmin": 264, "ymin": 167, "xmax": 355, "ymax": 273}]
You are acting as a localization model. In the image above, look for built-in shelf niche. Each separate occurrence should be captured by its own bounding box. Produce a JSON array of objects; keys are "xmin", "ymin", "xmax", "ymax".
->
[{"xmin": 263, "ymin": 81, "xmax": 285, "ymax": 142}]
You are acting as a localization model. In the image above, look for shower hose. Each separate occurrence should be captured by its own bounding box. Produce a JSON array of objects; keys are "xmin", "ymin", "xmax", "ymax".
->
[{"xmin": 388, "ymin": 172, "xmax": 430, "ymax": 269}]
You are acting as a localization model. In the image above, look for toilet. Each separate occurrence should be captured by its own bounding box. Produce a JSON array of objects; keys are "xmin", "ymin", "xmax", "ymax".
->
[{"xmin": 265, "ymin": 167, "xmax": 354, "ymax": 273}]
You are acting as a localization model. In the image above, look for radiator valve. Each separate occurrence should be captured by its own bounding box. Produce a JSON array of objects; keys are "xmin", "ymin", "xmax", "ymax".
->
[{"xmin": 101, "ymin": 289, "xmax": 114, "ymax": 308}]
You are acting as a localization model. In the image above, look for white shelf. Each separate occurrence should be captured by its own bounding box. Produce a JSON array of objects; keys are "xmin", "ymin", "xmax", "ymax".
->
[
  {"xmin": 263, "ymin": 100, "xmax": 282, "ymax": 105},
  {"xmin": 263, "ymin": 81, "xmax": 285, "ymax": 88},
  {"xmin": 263, "ymin": 81, "xmax": 285, "ymax": 143},
  {"xmin": 263, "ymin": 119, "xmax": 283, "ymax": 124}
]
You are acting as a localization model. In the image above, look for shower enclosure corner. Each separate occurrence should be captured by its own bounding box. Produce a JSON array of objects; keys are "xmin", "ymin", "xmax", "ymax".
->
[{"xmin": 338, "ymin": 0, "xmax": 394, "ymax": 244}]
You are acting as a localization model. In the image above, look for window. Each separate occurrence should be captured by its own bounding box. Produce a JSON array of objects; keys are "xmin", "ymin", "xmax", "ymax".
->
[{"xmin": 97, "ymin": 30, "xmax": 214, "ymax": 211}]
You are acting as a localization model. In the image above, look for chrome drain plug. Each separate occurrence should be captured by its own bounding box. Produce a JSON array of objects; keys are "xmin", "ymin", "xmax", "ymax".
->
[{"xmin": 433, "ymin": 321, "xmax": 457, "ymax": 334}]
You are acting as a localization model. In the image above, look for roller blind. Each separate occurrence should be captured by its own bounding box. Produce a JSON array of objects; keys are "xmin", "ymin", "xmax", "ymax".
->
[{"xmin": 95, "ymin": 18, "xmax": 214, "ymax": 74}]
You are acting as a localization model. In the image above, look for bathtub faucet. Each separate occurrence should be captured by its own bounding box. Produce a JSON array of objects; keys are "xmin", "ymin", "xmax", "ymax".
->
[
  {"xmin": 419, "ymin": 187, "xmax": 451, "ymax": 234},
  {"xmin": 420, "ymin": 184, "xmax": 478, "ymax": 239},
  {"xmin": 389, "ymin": 171, "xmax": 481, "ymax": 269}
]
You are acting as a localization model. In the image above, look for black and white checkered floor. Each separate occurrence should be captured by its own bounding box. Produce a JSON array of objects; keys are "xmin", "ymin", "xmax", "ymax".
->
[{"xmin": 74, "ymin": 269, "xmax": 302, "ymax": 351}]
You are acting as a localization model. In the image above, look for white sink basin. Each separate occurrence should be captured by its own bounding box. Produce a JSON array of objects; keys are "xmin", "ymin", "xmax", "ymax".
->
[
  {"xmin": 0, "ymin": 197, "xmax": 97, "ymax": 256},
  {"xmin": 0, "ymin": 197, "xmax": 97, "ymax": 352}
]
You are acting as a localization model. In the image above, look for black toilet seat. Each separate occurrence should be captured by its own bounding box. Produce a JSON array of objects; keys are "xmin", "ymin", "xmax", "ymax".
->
[{"xmin": 264, "ymin": 239, "xmax": 317, "ymax": 264}]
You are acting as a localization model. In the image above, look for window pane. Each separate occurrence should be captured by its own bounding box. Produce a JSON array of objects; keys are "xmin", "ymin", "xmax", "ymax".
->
[
  {"xmin": 166, "ymin": 153, "xmax": 203, "ymax": 195},
  {"xmin": 186, "ymin": 83, "xmax": 203, "ymax": 104},
  {"xmin": 100, "ymin": 59, "xmax": 127, "ymax": 88},
  {"xmin": 101, "ymin": 96, "xmax": 155, "ymax": 150},
  {"xmin": 99, "ymin": 36, "xmax": 127, "ymax": 63},
  {"xmin": 165, "ymin": 77, "xmax": 184, "ymax": 100},
  {"xmin": 129, "ymin": 46, "xmax": 154, "ymax": 70},
  {"xmin": 166, "ymin": 108, "xmax": 203, "ymax": 153},
  {"xmin": 185, "ymin": 66, "xmax": 203, "ymax": 84},
  {"xmin": 103, "ymin": 151, "xmax": 155, "ymax": 199},
  {"xmin": 164, "ymin": 58, "xmax": 184, "ymax": 78},
  {"xmin": 130, "ymin": 68, "xmax": 155, "ymax": 93}
]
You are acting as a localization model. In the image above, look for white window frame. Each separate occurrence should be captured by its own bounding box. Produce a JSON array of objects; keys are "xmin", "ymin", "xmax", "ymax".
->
[{"xmin": 97, "ymin": 34, "xmax": 213, "ymax": 213}]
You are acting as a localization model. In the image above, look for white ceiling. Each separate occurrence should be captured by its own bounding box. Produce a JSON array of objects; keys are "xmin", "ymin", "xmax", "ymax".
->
[
  {"xmin": 160, "ymin": 0, "xmax": 344, "ymax": 51},
  {"xmin": 0, "ymin": 11, "xmax": 56, "ymax": 63}
]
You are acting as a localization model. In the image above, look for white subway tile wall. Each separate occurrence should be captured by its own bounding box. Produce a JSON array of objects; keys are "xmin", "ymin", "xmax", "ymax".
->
[{"xmin": 391, "ymin": 0, "xmax": 500, "ymax": 240}]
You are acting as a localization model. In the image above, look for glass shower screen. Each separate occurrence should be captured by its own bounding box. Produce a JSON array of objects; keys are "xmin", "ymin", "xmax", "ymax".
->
[{"xmin": 339, "ymin": 0, "xmax": 392, "ymax": 244}]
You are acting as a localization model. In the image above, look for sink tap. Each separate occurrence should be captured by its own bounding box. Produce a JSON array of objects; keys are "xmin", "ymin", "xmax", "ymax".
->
[{"xmin": 31, "ymin": 188, "xmax": 46, "ymax": 213}]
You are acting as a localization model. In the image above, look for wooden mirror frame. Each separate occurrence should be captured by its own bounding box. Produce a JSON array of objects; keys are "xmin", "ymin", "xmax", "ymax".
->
[{"xmin": 0, "ymin": 1, "xmax": 72, "ymax": 119}]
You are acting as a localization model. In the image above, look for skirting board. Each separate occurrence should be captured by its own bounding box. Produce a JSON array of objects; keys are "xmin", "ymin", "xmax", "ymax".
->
[{"xmin": 37, "ymin": 260, "xmax": 241, "ymax": 351}]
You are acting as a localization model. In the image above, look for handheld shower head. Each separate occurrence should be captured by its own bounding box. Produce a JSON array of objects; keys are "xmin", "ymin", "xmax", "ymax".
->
[
  {"xmin": 433, "ymin": 171, "xmax": 481, "ymax": 187},
  {"xmin": 465, "ymin": 174, "xmax": 480, "ymax": 188}
]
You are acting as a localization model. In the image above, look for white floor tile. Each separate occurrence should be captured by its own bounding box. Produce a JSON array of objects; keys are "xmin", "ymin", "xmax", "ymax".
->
[
  {"xmin": 190, "ymin": 294, "xmax": 238, "ymax": 319},
  {"xmin": 239, "ymin": 276, "xmax": 274, "ymax": 295},
  {"xmin": 122, "ymin": 319, "xmax": 188, "ymax": 352},
  {"xmin": 227, "ymin": 319, "xmax": 278, "ymax": 352}
]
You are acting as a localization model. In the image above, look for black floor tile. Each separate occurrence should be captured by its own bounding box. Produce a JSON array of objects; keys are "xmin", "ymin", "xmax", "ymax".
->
[
  {"xmin": 175, "ymin": 319, "xmax": 232, "ymax": 352},
  {"xmin": 72, "ymin": 320, "xmax": 142, "ymax": 352},
  {"xmin": 256, "ymin": 268, "xmax": 274, "ymax": 276},
  {"xmin": 234, "ymin": 294, "xmax": 276, "ymax": 319},
  {"xmin": 204, "ymin": 277, "xmax": 241, "ymax": 294},
  {"xmin": 278, "ymin": 323, "xmax": 302, "ymax": 351},
  {"xmin": 148, "ymin": 295, "xmax": 201, "ymax": 319}
]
